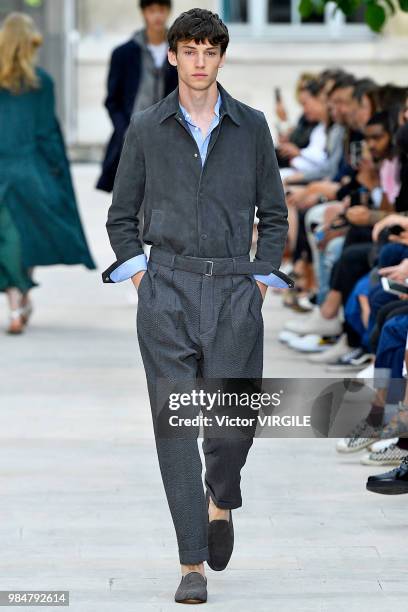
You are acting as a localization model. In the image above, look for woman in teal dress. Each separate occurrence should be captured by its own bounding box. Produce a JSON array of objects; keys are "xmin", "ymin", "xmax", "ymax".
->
[{"xmin": 0, "ymin": 13, "xmax": 96, "ymax": 334}]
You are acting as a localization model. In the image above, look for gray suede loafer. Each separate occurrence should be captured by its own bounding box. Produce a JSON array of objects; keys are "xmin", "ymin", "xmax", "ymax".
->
[{"xmin": 174, "ymin": 571, "xmax": 207, "ymax": 604}]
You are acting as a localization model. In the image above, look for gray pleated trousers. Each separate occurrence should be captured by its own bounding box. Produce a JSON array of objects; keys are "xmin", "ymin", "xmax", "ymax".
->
[{"xmin": 136, "ymin": 254, "xmax": 264, "ymax": 564}]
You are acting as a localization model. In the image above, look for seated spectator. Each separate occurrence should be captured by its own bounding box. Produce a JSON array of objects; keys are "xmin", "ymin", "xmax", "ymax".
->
[
  {"xmin": 366, "ymin": 345, "xmax": 408, "ymax": 494},
  {"xmin": 284, "ymin": 110, "xmax": 405, "ymax": 369},
  {"xmin": 285, "ymin": 74, "xmax": 363, "ymax": 209},
  {"xmin": 284, "ymin": 79, "xmax": 345, "ymax": 185},
  {"xmin": 282, "ymin": 74, "xmax": 366, "ymax": 310},
  {"xmin": 275, "ymin": 71, "xmax": 319, "ymax": 168},
  {"xmin": 278, "ymin": 79, "xmax": 331, "ymax": 180},
  {"xmin": 281, "ymin": 74, "xmax": 356, "ymax": 304}
]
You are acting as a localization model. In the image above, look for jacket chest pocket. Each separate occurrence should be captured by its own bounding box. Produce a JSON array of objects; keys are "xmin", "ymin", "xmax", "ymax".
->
[{"xmin": 147, "ymin": 209, "xmax": 164, "ymax": 245}]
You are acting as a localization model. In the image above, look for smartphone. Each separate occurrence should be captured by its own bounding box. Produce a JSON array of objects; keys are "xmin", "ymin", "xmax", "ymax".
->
[
  {"xmin": 381, "ymin": 276, "xmax": 408, "ymax": 296},
  {"xmin": 350, "ymin": 141, "xmax": 363, "ymax": 169},
  {"xmin": 274, "ymin": 87, "xmax": 282, "ymax": 104}
]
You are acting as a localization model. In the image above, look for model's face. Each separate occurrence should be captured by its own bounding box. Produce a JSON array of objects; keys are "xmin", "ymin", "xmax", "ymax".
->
[
  {"xmin": 168, "ymin": 39, "xmax": 225, "ymax": 91},
  {"xmin": 330, "ymin": 86, "xmax": 354, "ymax": 126},
  {"xmin": 142, "ymin": 5, "xmax": 170, "ymax": 32},
  {"xmin": 365, "ymin": 124, "xmax": 391, "ymax": 161}
]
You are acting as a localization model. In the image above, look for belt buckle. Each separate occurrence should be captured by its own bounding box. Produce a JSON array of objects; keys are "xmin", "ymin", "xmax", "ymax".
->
[{"xmin": 204, "ymin": 260, "xmax": 214, "ymax": 276}]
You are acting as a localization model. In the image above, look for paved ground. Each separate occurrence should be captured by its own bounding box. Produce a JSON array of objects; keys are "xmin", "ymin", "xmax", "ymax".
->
[{"xmin": 1, "ymin": 165, "xmax": 407, "ymax": 611}]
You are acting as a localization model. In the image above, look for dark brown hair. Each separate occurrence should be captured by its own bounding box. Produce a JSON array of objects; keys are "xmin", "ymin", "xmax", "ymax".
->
[
  {"xmin": 168, "ymin": 8, "xmax": 229, "ymax": 56},
  {"xmin": 140, "ymin": 0, "xmax": 171, "ymax": 8}
]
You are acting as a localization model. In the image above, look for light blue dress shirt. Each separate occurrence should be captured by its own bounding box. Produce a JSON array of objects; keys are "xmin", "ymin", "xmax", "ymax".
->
[
  {"xmin": 179, "ymin": 93, "xmax": 222, "ymax": 165},
  {"xmin": 109, "ymin": 93, "xmax": 286, "ymax": 288}
]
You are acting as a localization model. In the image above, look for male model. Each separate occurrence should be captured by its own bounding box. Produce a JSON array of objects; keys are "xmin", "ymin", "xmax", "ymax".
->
[
  {"xmin": 103, "ymin": 8, "xmax": 289, "ymax": 604},
  {"xmin": 96, "ymin": 0, "xmax": 178, "ymax": 192}
]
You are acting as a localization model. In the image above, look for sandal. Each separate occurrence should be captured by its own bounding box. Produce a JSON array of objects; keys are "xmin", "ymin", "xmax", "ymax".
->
[
  {"xmin": 7, "ymin": 309, "xmax": 25, "ymax": 335},
  {"xmin": 20, "ymin": 302, "xmax": 33, "ymax": 326}
]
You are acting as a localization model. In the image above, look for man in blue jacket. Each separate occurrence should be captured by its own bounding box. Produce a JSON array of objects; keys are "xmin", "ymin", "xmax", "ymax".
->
[{"xmin": 96, "ymin": 0, "xmax": 178, "ymax": 192}]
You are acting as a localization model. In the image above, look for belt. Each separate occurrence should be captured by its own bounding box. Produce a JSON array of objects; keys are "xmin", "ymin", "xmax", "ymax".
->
[{"xmin": 149, "ymin": 247, "xmax": 294, "ymax": 286}]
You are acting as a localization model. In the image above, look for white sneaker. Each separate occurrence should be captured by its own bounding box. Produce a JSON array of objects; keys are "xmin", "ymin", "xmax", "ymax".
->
[
  {"xmin": 278, "ymin": 330, "xmax": 300, "ymax": 344},
  {"xmin": 284, "ymin": 307, "xmax": 342, "ymax": 336},
  {"xmin": 360, "ymin": 443, "xmax": 408, "ymax": 466},
  {"xmin": 282, "ymin": 309, "xmax": 315, "ymax": 333},
  {"xmin": 308, "ymin": 334, "xmax": 349, "ymax": 364},
  {"xmin": 326, "ymin": 348, "xmax": 373, "ymax": 372},
  {"xmin": 336, "ymin": 419, "xmax": 380, "ymax": 453},
  {"xmin": 288, "ymin": 334, "xmax": 332, "ymax": 353},
  {"xmin": 336, "ymin": 437, "xmax": 375, "ymax": 453},
  {"xmin": 369, "ymin": 438, "xmax": 398, "ymax": 453},
  {"xmin": 356, "ymin": 363, "xmax": 374, "ymax": 380},
  {"xmin": 296, "ymin": 295, "xmax": 315, "ymax": 312}
]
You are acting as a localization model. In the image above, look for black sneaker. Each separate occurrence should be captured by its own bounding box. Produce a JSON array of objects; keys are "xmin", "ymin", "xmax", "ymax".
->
[{"xmin": 366, "ymin": 456, "xmax": 408, "ymax": 495}]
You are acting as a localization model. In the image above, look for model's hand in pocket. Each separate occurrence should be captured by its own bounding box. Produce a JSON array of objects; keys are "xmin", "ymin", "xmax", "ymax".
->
[
  {"xmin": 256, "ymin": 280, "xmax": 267, "ymax": 301},
  {"xmin": 132, "ymin": 270, "xmax": 146, "ymax": 291}
]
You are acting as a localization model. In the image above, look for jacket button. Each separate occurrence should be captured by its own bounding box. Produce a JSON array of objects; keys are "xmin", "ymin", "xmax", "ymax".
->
[
  {"xmin": 194, "ymin": 153, "xmax": 198, "ymax": 158},
  {"xmin": 201, "ymin": 233, "xmax": 207, "ymax": 240}
]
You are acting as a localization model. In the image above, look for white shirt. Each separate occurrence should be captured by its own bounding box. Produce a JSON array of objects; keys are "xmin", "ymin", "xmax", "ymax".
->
[
  {"xmin": 291, "ymin": 123, "xmax": 328, "ymax": 174},
  {"xmin": 147, "ymin": 41, "xmax": 168, "ymax": 68}
]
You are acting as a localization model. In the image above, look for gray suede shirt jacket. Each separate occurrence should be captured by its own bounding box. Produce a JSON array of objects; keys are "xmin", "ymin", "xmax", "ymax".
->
[{"xmin": 103, "ymin": 82, "xmax": 288, "ymax": 281}]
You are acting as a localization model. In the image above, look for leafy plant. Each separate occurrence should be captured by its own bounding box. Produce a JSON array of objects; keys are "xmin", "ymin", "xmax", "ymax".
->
[
  {"xmin": 298, "ymin": 0, "xmax": 408, "ymax": 32},
  {"xmin": 24, "ymin": 0, "xmax": 43, "ymax": 7}
]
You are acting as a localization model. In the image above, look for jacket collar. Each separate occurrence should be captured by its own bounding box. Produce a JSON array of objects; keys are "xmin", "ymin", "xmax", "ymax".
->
[{"xmin": 158, "ymin": 81, "xmax": 241, "ymax": 126}]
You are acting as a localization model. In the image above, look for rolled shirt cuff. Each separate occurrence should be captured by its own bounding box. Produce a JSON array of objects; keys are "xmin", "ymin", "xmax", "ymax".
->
[
  {"xmin": 107, "ymin": 253, "xmax": 147, "ymax": 283},
  {"xmin": 253, "ymin": 273, "xmax": 290, "ymax": 289}
]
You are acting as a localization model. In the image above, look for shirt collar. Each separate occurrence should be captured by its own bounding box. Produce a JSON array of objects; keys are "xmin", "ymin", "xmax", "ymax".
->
[
  {"xmin": 158, "ymin": 82, "xmax": 240, "ymax": 126},
  {"xmin": 178, "ymin": 92, "xmax": 221, "ymax": 124}
]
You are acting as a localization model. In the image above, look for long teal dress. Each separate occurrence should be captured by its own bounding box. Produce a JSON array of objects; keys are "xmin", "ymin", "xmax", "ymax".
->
[
  {"xmin": 0, "ymin": 67, "xmax": 96, "ymax": 292},
  {"xmin": 0, "ymin": 205, "xmax": 36, "ymax": 293}
]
